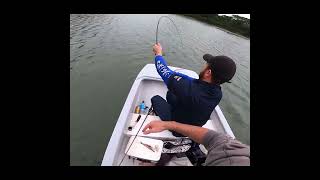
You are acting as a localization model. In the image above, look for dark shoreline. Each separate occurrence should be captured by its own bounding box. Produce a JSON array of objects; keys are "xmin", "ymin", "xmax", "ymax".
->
[{"xmin": 178, "ymin": 14, "xmax": 250, "ymax": 39}]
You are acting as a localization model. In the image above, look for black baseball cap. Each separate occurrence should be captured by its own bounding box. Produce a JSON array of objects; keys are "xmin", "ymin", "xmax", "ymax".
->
[{"xmin": 203, "ymin": 54, "xmax": 236, "ymax": 84}]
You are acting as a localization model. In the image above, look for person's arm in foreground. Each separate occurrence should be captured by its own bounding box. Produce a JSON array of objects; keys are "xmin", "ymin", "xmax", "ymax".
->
[
  {"xmin": 143, "ymin": 121, "xmax": 250, "ymax": 166},
  {"xmin": 143, "ymin": 121, "xmax": 208, "ymax": 144}
]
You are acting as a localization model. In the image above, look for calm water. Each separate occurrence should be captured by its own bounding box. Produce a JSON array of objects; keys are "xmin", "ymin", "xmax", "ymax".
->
[{"xmin": 70, "ymin": 14, "xmax": 250, "ymax": 166}]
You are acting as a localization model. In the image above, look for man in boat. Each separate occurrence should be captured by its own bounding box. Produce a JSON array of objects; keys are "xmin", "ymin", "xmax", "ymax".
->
[
  {"xmin": 152, "ymin": 43, "xmax": 236, "ymax": 137},
  {"xmin": 142, "ymin": 120, "xmax": 250, "ymax": 166}
]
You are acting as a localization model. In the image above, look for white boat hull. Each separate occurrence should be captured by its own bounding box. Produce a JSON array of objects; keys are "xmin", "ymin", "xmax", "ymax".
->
[{"xmin": 101, "ymin": 64, "xmax": 235, "ymax": 166}]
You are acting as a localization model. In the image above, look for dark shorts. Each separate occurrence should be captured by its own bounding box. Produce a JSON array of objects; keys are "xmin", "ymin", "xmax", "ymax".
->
[{"xmin": 151, "ymin": 91, "xmax": 185, "ymax": 137}]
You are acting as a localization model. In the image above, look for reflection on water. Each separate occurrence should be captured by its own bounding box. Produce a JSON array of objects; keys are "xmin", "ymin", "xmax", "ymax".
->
[{"xmin": 70, "ymin": 14, "xmax": 250, "ymax": 165}]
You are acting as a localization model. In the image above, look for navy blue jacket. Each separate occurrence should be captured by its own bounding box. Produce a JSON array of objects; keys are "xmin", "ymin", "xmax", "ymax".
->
[{"xmin": 155, "ymin": 55, "xmax": 222, "ymax": 126}]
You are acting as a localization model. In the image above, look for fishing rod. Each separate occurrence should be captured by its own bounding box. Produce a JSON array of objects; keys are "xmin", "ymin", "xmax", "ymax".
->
[
  {"xmin": 155, "ymin": 16, "xmax": 183, "ymax": 56},
  {"xmin": 118, "ymin": 105, "xmax": 153, "ymax": 166},
  {"xmin": 118, "ymin": 17, "xmax": 183, "ymax": 166},
  {"xmin": 156, "ymin": 16, "xmax": 182, "ymax": 44}
]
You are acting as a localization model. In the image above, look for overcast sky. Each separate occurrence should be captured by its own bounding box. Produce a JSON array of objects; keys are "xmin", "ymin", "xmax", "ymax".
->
[{"xmin": 219, "ymin": 14, "xmax": 250, "ymax": 19}]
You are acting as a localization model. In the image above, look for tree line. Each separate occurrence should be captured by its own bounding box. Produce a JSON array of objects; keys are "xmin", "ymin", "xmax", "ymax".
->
[{"xmin": 181, "ymin": 14, "xmax": 250, "ymax": 38}]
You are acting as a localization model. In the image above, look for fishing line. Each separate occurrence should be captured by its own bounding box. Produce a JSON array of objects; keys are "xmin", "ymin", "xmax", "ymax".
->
[
  {"xmin": 155, "ymin": 15, "xmax": 243, "ymax": 81},
  {"xmin": 118, "ymin": 106, "xmax": 153, "ymax": 166}
]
